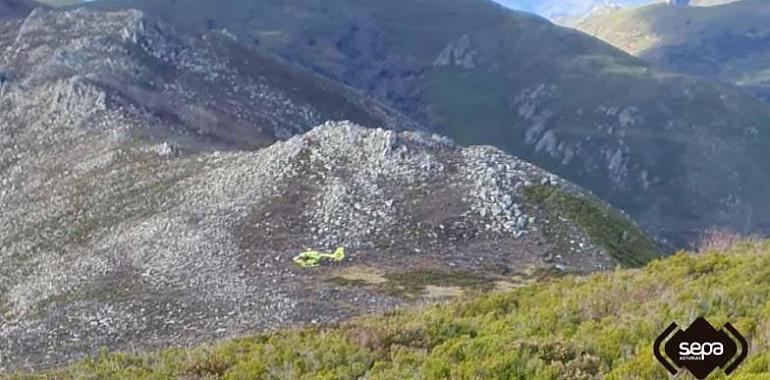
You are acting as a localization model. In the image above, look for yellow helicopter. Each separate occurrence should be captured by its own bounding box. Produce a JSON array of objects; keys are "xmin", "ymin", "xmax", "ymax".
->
[{"xmin": 293, "ymin": 246, "xmax": 346, "ymax": 268}]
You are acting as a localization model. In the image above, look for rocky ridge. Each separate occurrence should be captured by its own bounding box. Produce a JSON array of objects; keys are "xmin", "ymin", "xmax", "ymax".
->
[{"xmin": 0, "ymin": 8, "xmax": 418, "ymax": 155}]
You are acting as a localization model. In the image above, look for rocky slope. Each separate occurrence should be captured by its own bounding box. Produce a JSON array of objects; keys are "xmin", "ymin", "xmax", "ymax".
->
[
  {"xmin": 18, "ymin": 241, "xmax": 770, "ymax": 379},
  {"xmin": 576, "ymin": 0, "xmax": 770, "ymax": 101},
  {"xmin": 88, "ymin": 0, "xmax": 770, "ymax": 246},
  {"xmin": 0, "ymin": 7, "xmax": 418, "ymax": 155},
  {"xmin": 0, "ymin": 117, "xmax": 657, "ymax": 369},
  {"xmin": 0, "ymin": 8, "xmax": 659, "ymax": 370}
]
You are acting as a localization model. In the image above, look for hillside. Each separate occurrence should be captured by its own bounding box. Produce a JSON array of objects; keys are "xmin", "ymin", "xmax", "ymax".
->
[
  {"xmin": 576, "ymin": 0, "xmax": 770, "ymax": 101},
  {"xmin": 11, "ymin": 240, "xmax": 770, "ymax": 379},
  {"xmin": 0, "ymin": 0, "xmax": 38, "ymax": 18},
  {"xmin": 691, "ymin": 0, "xmax": 743, "ymax": 5},
  {"xmin": 0, "ymin": 8, "xmax": 662, "ymax": 370},
  {"xmin": 0, "ymin": 7, "xmax": 418, "ymax": 153},
  {"xmin": 85, "ymin": 0, "xmax": 770, "ymax": 246},
  {"xmin": 493, "ymin": 0, "xmax": 650, "ymax": 21},
  {"xmin": 2, "ymin": 119, "xmax": 657, "ymax": 370}
]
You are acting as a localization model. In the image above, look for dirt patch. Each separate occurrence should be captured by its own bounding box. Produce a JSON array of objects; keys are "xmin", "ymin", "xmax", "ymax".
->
[
  {"xmin": 332, "ymin": 266, "xmax": 388, "ymax": 285},
  {"xmin": 327, "ymin": 267, "xmax": 491, "ymax": 300},
  {"xmin": 423, "ymin": 285, "xmax": 464, "ymax": 299}
]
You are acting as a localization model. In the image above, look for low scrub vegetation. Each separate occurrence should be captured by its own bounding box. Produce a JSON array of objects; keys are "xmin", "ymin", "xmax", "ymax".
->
[
  {"xmin": 523, "ymin": 184, "xmax": 659, "ymax": 267},
  {"xmin": 13, "ymin": 241, "xmax": 770, "ymax": 379}
]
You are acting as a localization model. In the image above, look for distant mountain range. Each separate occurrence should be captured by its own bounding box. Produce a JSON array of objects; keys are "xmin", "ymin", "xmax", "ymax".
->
[
  {"xmin": 34, "ymin": 0, "xmax": 741, "ymax": 20},
  {"xmin": 494, "ymin": 0, "xmax": 740, "ymax": 21},
  {"xmin": 576, "ymin": 0, "xmax": 770, "ymax": 101},
  {"xmin": 495, "ymin": 0, "xmax": 650, "ymax": 20}
]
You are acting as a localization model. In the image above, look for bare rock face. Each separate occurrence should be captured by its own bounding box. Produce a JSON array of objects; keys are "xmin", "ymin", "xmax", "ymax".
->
[{"xmin": 434, "ymin": 35, "xmax": 477, "ymax": 69}]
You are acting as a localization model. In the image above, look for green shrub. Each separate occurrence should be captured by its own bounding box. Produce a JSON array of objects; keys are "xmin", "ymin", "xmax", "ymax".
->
[{"xmin": 523, "ymin": 185, "xmax": 660, "ymax": 267}]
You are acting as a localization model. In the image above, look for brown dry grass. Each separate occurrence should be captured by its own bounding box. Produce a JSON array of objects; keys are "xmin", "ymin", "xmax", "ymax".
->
[{"xmin": 697, "ymin": 228, "xmax": 757, "ymax": 253}]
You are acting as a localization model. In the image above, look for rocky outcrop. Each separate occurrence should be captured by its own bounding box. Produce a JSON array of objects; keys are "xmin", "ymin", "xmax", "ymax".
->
[{"xmin": 434, "ymin": 35, "xmax": 477, "ymax": 69}]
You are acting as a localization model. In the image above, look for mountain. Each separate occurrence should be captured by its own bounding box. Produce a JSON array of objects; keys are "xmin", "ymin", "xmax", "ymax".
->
[
  {"xmin": 35, "ymin": 0, "xmax": 76, "ymax": 6},
  {"xmin": 85, "ymin": 0, "xmax": 770, "ymax": 246},
  {"xmin": 17, "ymin": 240, "xmax": 770, "ymax": 379},
  {"xmin": 0, "ymin": 7, "xmax": 419, "ymax": 152},
  {"xmin": 0, "ymin": 8, "xmax": 659, "ymax": 369},
  {"xmin": 495, "ymin": 0, "xmax": 650, "ymax": 21},
  {"xmin": 490, "ymin": 0, "xmax": 738, "ymax": 21},
  {"xmin": 0, "ymin": 0, "xmax": 38, "ymax": 18},
  {"xmin": 576, "ymin": 0, "xmax": 770, "ymax": 101},
  {"xmin": 34, "ymin": 0, "xmax": 742, "ymax": 19},
  {"xmin": 688, "ymin": 0, "xmax": 742, "ymax": 5}
]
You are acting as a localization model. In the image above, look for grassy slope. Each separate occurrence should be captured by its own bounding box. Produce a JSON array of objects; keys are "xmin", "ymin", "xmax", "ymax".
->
[
  {"xmin": 35, "ymin": 0, "xmax": 76, "ymax": 5},
  {"xmin": 691, "ymin": 0, "xmax": 744, "ymax": 5},
  {"xmin": 577, "ymin": 0, "xmax": 770, "ymax": 53},
  {"xmin": 576, "ymin": 0, "xmax": 770, "ymax": 87},
  {"xmin": 523, "ymin": 184, "xmax": 659, "ymax": 267},
  {"xmin": 14, "ymin": 240, "xmax": 770, "ymax": 379}
]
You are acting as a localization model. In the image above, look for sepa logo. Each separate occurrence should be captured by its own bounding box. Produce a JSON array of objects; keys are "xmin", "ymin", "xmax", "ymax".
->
[{"xmin": 654, "ymin": 317, "xmax": 748, "ymax": 379}]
